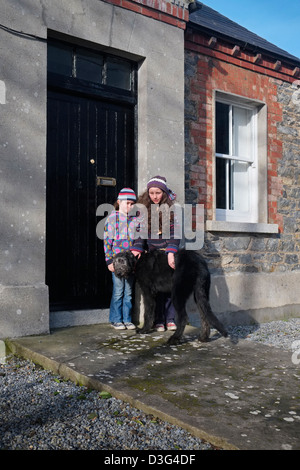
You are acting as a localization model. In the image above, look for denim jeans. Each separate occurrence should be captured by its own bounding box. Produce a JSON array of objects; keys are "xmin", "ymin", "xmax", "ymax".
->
[{"xmin": 109, "ymin": 273, "xmax": 134, "ymax": 324}]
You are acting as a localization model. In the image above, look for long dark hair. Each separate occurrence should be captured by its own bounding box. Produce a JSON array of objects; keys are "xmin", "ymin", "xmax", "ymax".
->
[{"xmin": 137, "ymin": 190, "xmax": 175, "ymax": 233}]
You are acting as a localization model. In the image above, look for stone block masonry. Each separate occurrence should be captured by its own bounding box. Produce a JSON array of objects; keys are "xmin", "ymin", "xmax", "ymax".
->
[
  {"xmin": 184, "ymin": 37, "xmax": 300, "ymax": 277},
  {"xmin": 184, "ymin": 28, "xmax": 300, "ymax": 321}
]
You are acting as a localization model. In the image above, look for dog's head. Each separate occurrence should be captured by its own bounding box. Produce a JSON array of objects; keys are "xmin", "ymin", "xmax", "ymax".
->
[{"xmin": 113, "ymin": 251, "xmax": 136, "ymax": 279}]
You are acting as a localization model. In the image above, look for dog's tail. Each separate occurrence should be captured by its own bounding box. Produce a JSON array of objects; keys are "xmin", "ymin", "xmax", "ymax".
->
[{"xmin": 194, "ymin": 282, "xmax": 228, "ymax": 339}]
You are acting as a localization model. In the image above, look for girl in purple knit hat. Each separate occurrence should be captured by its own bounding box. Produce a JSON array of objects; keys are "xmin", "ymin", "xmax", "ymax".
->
[{"xmin": 131, "ymin": 176, "xmax": 180, "ymax": 332}]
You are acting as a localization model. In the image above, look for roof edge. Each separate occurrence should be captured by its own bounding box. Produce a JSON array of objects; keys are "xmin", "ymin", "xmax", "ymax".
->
[{"xmin": 188, "ymin": 2, "xmax": 300, "ymax": 67}]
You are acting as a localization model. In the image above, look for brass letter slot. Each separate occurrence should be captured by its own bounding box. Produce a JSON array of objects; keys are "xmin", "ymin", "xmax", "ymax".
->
[{"xmin": 96, "ymin": 176, "xmax": 117, "ymax": 187}]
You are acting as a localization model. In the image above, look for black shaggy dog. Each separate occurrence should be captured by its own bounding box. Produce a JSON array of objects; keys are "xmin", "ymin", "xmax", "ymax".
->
[{"xmin": 113, "ymin": 249, "xmax": 228, "ymax": 345}]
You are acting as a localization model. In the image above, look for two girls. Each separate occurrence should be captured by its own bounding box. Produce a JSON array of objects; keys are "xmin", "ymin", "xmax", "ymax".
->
[{"xmin": 104, "ymin": 177, "xmax": 179, "ymax": 332}]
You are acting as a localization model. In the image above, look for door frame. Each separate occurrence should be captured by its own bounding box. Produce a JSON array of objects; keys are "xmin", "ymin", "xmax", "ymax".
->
[{"xmin": 46, "ymin": 38, "xmax": 138, "ymax": 311}]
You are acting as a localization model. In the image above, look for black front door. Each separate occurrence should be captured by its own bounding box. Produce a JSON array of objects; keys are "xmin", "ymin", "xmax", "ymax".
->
[{"xmin": 46, "ymin": 40, "xmax": 136, "ymax": 310}]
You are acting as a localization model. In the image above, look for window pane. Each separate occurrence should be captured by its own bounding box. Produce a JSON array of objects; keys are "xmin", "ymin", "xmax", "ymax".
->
[
  {"xmin": 233, "ymin": 106, "xmax": 253, "ymax": 161},
  {"xmin": 48, "ymin": 44, "xmax": 73, "ymax": 77},
  {"xmin": 216, "ymin": 158, "xmax": 249, "ymax": 211},
  {"xmin": 76, "ymin": 51, "xmax": 103, "ymax": 83},
  {"xmin": 216, "ymin": 157, "xmax": 227, "ymax": 209},
  {"xmin": 231, "ymin": 160, "xmax": 249, "ymax": 211},
  {"xmin": 107, "ymin": 59, "xmax": 131, "ymax": 90},
  {"xmin": 216, "ymin": 102, "xmax": 229, "ymax": 155}
]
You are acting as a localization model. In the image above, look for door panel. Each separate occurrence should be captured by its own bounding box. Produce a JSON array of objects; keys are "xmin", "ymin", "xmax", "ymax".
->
[{"xmin": 46, "ymin": 91, "xmax": 135, "ymax": 310}]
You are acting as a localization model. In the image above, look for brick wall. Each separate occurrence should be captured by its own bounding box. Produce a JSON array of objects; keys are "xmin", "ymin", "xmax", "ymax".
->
[
  {"xmin": 104, "ymin": 0, "xmax": 190, "ymax": 28},
  {"xmin": 185, "ymin": 32, "xmax": 300, "ymax": 274}
]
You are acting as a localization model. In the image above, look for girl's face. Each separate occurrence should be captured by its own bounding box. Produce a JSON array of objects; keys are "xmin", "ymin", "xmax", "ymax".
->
[
  {"xmin": 118, "ymin": 199, "xmax": 135, "ymax": 214},
  {"xmin": 148, "ymin": 187, "xmax": 164, "ymax": 204}
]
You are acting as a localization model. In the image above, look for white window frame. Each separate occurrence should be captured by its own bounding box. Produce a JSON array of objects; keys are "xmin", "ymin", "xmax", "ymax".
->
[
  {"xmin": 207, "ymin": 91, "xmax": 278, "ymax": 234},
  {"xmin": 215, "ymin": 96, "xmax": 258, "ymax": 223}
]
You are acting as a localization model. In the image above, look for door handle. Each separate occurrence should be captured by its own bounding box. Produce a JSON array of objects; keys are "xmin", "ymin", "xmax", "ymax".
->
[{"xmin": 96, "ymin": 176, "xmax": 116, "ymax": 187}]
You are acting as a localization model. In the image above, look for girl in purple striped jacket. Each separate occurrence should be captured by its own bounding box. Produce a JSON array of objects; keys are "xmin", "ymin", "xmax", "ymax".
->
[{"xmin": 131, "ymin": 176, "xmax": 180, "ymax": 332}]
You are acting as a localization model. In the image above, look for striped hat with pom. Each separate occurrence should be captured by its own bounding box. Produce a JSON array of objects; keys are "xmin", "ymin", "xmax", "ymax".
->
[{"xmin": 117, "ymin": 188, "xmax": 137, "ymax": 201}]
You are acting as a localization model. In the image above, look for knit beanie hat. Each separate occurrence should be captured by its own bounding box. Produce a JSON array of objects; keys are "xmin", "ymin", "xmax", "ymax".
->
[
  {"xmin": 118, "ymin": 188, "xmax": 136, "ymax": 201},
  {"xmin": 147, "ymin": 176, "xmax": 168, "ymax": 193},
  {"xmin": 147, "ymin": 176, "xmax": 176, "ymax": 201}
]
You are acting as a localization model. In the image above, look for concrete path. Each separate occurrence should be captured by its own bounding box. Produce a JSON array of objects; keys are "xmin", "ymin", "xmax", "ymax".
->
[{"xmin": 6, "ymin": 324, "xmax": 300, "ymax": 450}]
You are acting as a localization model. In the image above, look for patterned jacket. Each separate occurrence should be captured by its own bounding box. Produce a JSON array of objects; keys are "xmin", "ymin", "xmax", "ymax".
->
[{"xmin": 104, "ymin": 211, "xmax": 138, "ymax": 266}]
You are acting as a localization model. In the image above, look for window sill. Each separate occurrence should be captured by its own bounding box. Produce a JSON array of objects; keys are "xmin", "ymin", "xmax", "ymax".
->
[{"xmin": 206, "ymin": 220, "xmax": 278, "ymax": 234}]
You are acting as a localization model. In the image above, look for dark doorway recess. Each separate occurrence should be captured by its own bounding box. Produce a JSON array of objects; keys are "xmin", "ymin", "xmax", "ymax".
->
[{"xmin": 46, "ymin": 39, "xmax": 137, "ymax": 310}]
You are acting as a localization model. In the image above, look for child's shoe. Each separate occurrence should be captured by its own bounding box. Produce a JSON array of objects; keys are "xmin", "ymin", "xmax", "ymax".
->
[
  {"xmin": 124, "ymin": 322, "xmax": 136, "ymax": 330},
  {"xmin": 166, "ymin": 322, "xmax": 177, "ymax": 331},
  {"xmin": 112, "ymin": 322, "xmax": 126, "ymax": 330},
  {"xmin": 155, "ymin": 323, "xmax": 165, "ymax": 332}
]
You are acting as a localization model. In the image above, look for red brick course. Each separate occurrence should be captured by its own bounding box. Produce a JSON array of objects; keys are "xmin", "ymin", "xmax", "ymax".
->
[{"xmin": 103, "ymin": 0, "xmax": 189, "ymax": 29}]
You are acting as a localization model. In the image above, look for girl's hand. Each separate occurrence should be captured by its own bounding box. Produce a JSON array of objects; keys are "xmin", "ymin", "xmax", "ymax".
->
[
  {"xmin": 131, "ymin": 250, "xmax": 141, "ymax": 258},
  {"xmin": 167, "ymin": 252, "xmax": 175, "ymax": 269},
  {"xmin": 108, "ymin": 263, "xmax": 114, "ymax": 272}
]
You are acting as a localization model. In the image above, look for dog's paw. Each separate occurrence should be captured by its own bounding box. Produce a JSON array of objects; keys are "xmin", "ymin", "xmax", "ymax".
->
[
  {"xmin": 136, "ymin": 327, "xmax": 151, "ymax": 335},
  {"xmin": 198, "ymin": 334, "xmax": 210, "ymax": 343},
  {"xmin": 167, "ymin": 335, "xmax": 181, "ymax": 346}
]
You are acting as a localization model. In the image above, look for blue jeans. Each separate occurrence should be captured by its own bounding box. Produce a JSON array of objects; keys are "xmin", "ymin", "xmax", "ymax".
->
[{"xmin": 109, "ymin": 273, "xmax": 134, "ymax": 324}]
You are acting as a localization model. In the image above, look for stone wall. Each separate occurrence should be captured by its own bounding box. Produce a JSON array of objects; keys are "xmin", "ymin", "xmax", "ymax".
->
[
  {"xmin": 277, "ymin": 81, "xmax": 300, "ymax": 269},
  {"xmin": 184, "ymin": 34, "xmax": 300, "ymax": 322},
  {"xmin": 184, "ymin": 49, "xmax": 300, "ymax": 276},
  {"xmin": 203, "ymin": 81, "xmax": 300, "ymax": 276}
]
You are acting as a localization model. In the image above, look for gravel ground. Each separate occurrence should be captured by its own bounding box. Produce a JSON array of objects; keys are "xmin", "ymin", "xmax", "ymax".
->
[
  {"xmin": 227, "ymin": 317, "xmax": 300, "ymax": 352},
  {"xmin": 0, "ymin": 357, "xmax": 213, "ymax": 451},
  {"xmin": 1, "ymin": 317, "xmax": 299, "ymax": 451}
]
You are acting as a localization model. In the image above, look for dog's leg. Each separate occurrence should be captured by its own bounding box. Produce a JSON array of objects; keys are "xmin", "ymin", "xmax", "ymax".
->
[
  {"xmin": 194, "ymin": 287, "xmax": 228, "ymax": 341},
  {"xmin": 167, "ymin": 291, "xmax": 188, "ymax": 345},
  {"xmin": 167, "ymin": 308, "xmax": 188, "ymax": 345},
  {"xmin": 194, "ymin": 289, "xmax": 211, "ymax": 342},
  {"xmin": 137, "ymin": 291, "xmax": 156, "ymax": 334}
]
